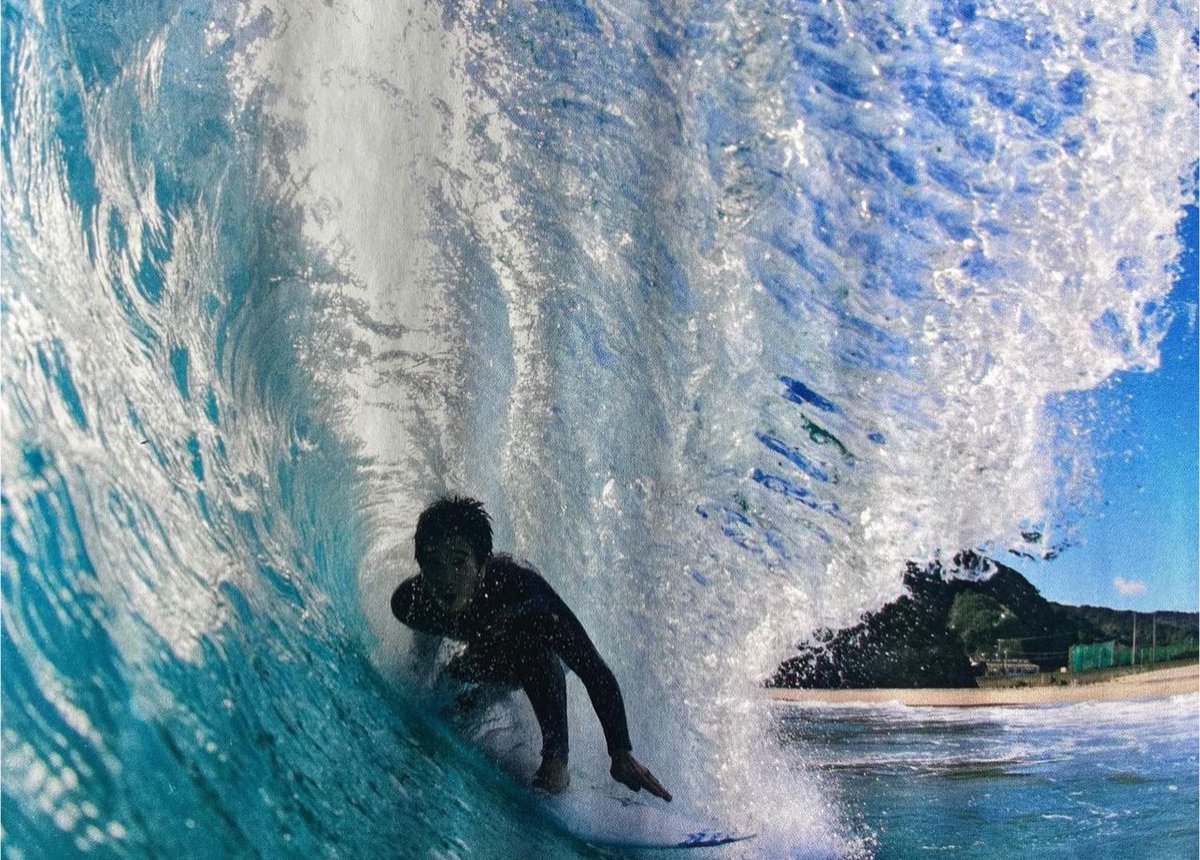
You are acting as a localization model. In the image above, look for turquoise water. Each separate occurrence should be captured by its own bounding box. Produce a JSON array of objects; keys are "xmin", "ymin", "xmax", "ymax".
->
[
  {"xmin": 2, "ymin": 0, "xmax": 1197, "ymax": 857},
  {"xmin": 773, "ymin": 696, "xmax": 1200, "ymax": 859}
]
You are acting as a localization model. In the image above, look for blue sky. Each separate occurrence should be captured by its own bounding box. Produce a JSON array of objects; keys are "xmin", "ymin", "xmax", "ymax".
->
[{"xmin": 1020, "ymin": 201, "xmax": 1198, "ymax": 612}]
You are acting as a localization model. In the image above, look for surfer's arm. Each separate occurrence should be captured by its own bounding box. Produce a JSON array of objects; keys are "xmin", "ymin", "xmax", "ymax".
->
[
  {"xmin": 391, "ymin": 577, "xmax": 452, "ymax": 636},
  {"xmin": 533, "ymin": 598, "xmax": 673, "ymax": 801},
  {"xmin": 532, "ymin": 590, "xmax": 632, "ymax": 755},
  {"xmin": 409, "ymin": 630, "xmax": 442, "ymax": 680}
]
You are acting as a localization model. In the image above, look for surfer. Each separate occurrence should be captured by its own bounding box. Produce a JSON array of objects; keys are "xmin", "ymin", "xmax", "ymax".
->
[{"xmin": 392, "ymin": 496, "xmax": 672, "ymax": 801}]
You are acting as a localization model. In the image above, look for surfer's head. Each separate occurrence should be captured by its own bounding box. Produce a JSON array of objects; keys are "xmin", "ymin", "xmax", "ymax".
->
[{"xmin": 414, "ymin": 496, "xmax": 493, "ymax": 612}]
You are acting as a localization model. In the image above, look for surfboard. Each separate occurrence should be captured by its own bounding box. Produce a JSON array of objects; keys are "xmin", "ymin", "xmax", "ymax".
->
[
  {"xmin": 427, "ymin": 662, "xmax": 753, "ymax": 849},
  {"xmin": 534, "ymin": 781, "xmax": 756, "ymax": 849},
  {"xmin": 439, "ymin": 667, "xmax": 754, "ymax": 849}
]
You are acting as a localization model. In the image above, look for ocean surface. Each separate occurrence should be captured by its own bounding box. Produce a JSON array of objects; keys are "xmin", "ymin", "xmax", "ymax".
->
[
  {"xmin": 2, "ymin": 0, "xmax": 1196, "ymax": 857},
  {"xmin": 773, "ymin": 695, "xmax": 1200, "ymax": 859}
]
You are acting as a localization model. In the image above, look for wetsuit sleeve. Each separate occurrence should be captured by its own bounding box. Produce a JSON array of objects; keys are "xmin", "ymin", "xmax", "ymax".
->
[
  {"xmin": 391, "ymin": 576, "xmax": 451, "ymax": 636},
  {"xmin": 531, "ymin": 588, "xmax": 633, "ymax": 755}
]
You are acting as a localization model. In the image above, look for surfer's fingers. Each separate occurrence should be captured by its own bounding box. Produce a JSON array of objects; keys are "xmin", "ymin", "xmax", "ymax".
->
[
  {"xmin": 638, "ymin": 767, "xmax": 672, "ymax": 802},
  {"xmin": 645, "ymin": 780, "xmax": 671, "ymax": 802},
  {"xmin": 650, "ymin": 781, "xmax": 672, "ymax": 802}
]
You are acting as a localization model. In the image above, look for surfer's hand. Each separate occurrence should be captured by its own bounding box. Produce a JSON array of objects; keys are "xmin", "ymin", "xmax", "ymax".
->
[{"xmin": 610, "ymin": 750, "xmax": 672, "ymax": 802}]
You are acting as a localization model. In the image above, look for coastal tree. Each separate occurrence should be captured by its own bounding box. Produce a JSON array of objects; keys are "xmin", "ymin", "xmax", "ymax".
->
[{"xmin": 948, "ymin": 592, "xmax": 1020, "ymax": 656}]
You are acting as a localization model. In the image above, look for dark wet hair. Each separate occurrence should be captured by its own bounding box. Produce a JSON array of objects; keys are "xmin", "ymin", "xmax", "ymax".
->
[{"xmin": 414, "ymin": 496, "xmax": 493, "ymax": 566}]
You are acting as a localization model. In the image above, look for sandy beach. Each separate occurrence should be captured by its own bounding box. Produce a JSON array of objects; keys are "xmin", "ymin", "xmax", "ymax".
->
[{"xmin": 767, "ymin": 664, "xmax": 1199, "ymax": 707}]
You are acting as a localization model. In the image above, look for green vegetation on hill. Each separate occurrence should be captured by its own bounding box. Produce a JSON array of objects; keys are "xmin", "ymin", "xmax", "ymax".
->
[{"xmin": 769, "ymin": 552, "xmax": 1199, "ymax": 689}]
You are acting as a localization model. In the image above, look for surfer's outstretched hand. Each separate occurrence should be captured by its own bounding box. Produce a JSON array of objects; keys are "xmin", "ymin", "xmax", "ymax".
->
[{"xmin": 611, "ymin": 750, "xmax": 672, "ymax": 802}]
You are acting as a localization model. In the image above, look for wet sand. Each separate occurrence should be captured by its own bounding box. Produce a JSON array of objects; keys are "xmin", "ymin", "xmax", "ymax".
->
[{"xmin": 767, "ymin": 664, "xmax": 1199, "ymax": 707}]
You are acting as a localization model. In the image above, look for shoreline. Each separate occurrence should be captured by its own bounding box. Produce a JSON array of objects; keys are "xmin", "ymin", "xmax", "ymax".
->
[{"xmin": 767, "ymin": 664, "xmax": 1199, "ymax": 707}]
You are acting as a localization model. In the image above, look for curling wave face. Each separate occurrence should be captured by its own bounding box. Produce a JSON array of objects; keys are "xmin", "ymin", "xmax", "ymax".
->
[{"xmin": 2, "ymin": 0, "xmax": 1195, "ymax": 855}]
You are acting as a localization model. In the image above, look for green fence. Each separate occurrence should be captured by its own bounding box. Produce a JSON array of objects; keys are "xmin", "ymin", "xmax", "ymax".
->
[
  {"xmin": 1069, "ymin": 642, "xmax": 1125, "ymax": 672},
  {"xmin": 1069, "ymin": 639, "xmax": 1197, "ymax": 673},
  {"xmin": 1134, "ymin": 640, "xmax": 1199, "ymax": 665}
]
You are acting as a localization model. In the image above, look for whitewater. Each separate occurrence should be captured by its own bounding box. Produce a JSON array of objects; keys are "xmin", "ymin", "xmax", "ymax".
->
[{"xmin": 2, "ymin": 0, "xmax": 1195, "ymax": 857}]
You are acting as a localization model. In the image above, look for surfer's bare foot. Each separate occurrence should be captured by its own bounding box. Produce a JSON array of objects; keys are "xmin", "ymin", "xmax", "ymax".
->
[
  {"xmin": 610, "ymin": 750, "xmax": 672, "ymax": 802},
  {"xmin": 533, "ymin": 756, "xmax": 569, "ymax": 794}
]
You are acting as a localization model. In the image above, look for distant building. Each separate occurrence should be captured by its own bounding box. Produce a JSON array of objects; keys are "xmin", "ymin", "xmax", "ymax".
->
[{"xmin": 983, "ymin": 659, "xmax": 1039, "ymax": 677}]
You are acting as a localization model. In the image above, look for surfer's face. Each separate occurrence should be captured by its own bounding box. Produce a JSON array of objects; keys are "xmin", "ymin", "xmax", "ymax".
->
[{"xmin": 420, "ymin": 535, "xmax": 482, "ymax": 614}]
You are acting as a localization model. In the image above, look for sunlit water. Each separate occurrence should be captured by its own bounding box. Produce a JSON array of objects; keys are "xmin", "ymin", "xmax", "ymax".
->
[{"xmin": 2, "ymin": 0, "xmax": 1196, "ymax": 856}]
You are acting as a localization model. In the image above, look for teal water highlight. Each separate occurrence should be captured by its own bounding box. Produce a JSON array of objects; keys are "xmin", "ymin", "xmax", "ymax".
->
[
  {"xmin": 2, "ymin": 0, "xmax": 1196, "ymax": 857},
  {"xmin": 2, "ymin": 2, "xmax": 564, "ymax": 856}
]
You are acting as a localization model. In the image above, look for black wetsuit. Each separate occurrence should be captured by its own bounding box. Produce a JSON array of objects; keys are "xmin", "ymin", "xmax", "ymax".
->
[{"xmin": 391, "ymin": 554, "xmax": 632, "ymax": 760}]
